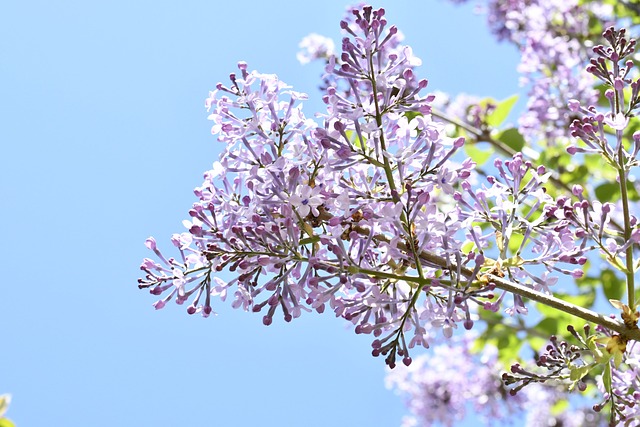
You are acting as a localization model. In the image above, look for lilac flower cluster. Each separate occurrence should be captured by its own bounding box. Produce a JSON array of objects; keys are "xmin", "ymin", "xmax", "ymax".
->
[
  {"xmin": 504, "ymin": 323, "xmax": 639, "ymax": 425},
  {"xmin": 453, "ymin": 0, "xmax": 614, "ymax": 144},
  {"xmin": 138, "ymin": 3, "xmax": 640, "ymax": 425},
  {"xmin": 139, "ymin": 5, "xmax": 484, "ymax": 367},
  {"xmin": 385, "ymin": 334, "xmax": 601, "ymax": 427},
  {"xmin": 504, "ymin": 327, "xmax": 591, "ymax": 394},
  {"xmin": 567, "ymin": 27, "xmax": 640, "ymax": 269},
  {"xmin": 385, "ymin": 335, "xmax": 522, "ymax": 426},
  {"xmin": 455, "ymin": 151, "xmax": 588, "ymax": 315}
]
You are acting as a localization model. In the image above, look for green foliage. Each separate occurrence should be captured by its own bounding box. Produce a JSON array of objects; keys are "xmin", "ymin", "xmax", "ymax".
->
[
  {"xmin": 535, "ymin": 317, "xmax": 560, "ymax": 337},
  {"xmin": 496, "ymin": 127, "xmax": 525, "ymax": 152},
  {"xmin": 601, "ymin": 269, "xmax": 625, "ymax": 302},
  {"xmin": 507, "ymin": 232, "xmax": 524, "ymax": 255},
  {"xmin": 595, "ymin": 182, "xmax": 620, "ymax": 202},
  {"xmin": 475, "ymin": 310, "xmax": 523, "ymax": 365},
  {"xmin": 581, "ymin": 0, "xmax": 640, "ymax": 26},
  {"xmin": 533, "ymin": 292, "xmax": 596, "ymax": 340},
  {"xmin": 404, "ymin": 110, "xmax": 421, "ymax": 121},
  {"xmin": 486, "ymin": 95, "xmax": 519, "ymax": 128},
  {"xmin": 464, "ymin": 142, "xmax": 492, "ymax": 166},
  {"xmin": 568, "ymin": 363, "xmax": 590, "ymax": 388}
]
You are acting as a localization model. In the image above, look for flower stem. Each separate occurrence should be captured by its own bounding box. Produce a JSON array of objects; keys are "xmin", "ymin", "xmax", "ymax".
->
[
  {"xmin": 617, "ymin": 142, "xmax": 636, "ymax": 310},
  {"xmin": 350, "ymin": 224, "xmax": 639, "ymax": 340}
]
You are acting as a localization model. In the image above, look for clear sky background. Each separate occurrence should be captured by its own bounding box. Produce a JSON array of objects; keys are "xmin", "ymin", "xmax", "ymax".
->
[{"xmin": 1, "ymin": 1, "xmax": 521, "ymax": 426}]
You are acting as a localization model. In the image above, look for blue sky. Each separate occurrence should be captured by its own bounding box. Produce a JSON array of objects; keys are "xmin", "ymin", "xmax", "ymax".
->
[{"xmin": 1, "ymin": 1, "xmax": 521, "ymax": 425}]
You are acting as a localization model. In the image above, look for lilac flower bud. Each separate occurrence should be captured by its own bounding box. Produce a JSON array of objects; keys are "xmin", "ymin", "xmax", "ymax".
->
[
  {"xmin": 566, "ymin": 145, "xmax": 579, "ymax": 155},
  {"xmin": 570, "ymin": 269, "xmax": 584, "ymax": 279},
  {"xmin": 144, "ymin": 237, "xmax": 157, "ymax": 251},
  {"xmin": 568, "ymin": 99, "xmax": 580, "ymax": 111},
  {"xmin": 463, "ymin": 319, "xmax": 474, "ymax": 330}
]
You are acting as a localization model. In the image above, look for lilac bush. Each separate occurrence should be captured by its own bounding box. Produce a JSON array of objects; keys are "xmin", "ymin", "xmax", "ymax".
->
[{"xmin": 139, "ymin": 3, "xmax": 640, "ymax": 424}]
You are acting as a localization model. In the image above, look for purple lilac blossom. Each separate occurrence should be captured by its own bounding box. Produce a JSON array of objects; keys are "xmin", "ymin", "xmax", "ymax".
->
[
  {"xmin": 385, "ymin": 334, "xmax": 598, "ymax": 427},
  {"xmin": 140, "ymin": 5, "xmax": 481, "ymax": 367},
  {"xmin": 451, "ymin": 0, "xmax": 615, "ymax": 144},
  {"xmin": 455, "ymin": 152, "xmax": 588, "ymax": 310},
  {"xmin": 138, "ymin": 4, "xmax": 640, "ymax": 423},
  {"xmin": 138, "ymin": 4, "xmax": 626, "ymax": 377},
  {"xmin": 567, "ymin": 27, "xmax": 640, "ymax": 268},
  {"xmin": 601, "ymin": 340, "xmax": 640, "ymax": 422},
  {"xmin": 384, "ymin": 335, "xmax": 519, "ymax": 427},
  {"xmin": 493, "ymin": 0, "xmax": 601, "ymax": 143}
]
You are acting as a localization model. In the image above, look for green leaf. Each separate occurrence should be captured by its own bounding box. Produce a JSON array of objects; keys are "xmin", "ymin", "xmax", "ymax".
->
[
  {"xmin": 473, "ymin": 311, "xmax": 525, "ymax": 365},
  {"xmin": 583, "ymin": 154, "xmax": 617, "ymax": 181},
  {"xmin": 601, "ymin": 269, "xmax": 624, "ymax": 302},
  {"xmin": 595, "ymin": 182, "xmax": 620, "ymax": 203},
  {"xmin": 496, "ymin": 128, "xmax": 525, "ymax": 152},
  {"xmin": 496, "ymin": 332, "xmax": 523, "ymax": 364},
  {"xmin": 527, "ymin": 336, "xmax": 548, "ymax": 352},
  {"xmin": 404, "ymin": 111, "xmax": 422, "ymax": 121},
  {"xmin": 461, "ymin": 240, "xmax": 475, "ymax": 254},
  {"xmin": 299, "ymin": 235, "xmax": 321, "ymax": 246},
  {"xmin": 487, "ymin": 95, "xmax": 518, "ymax": 127},
  {"xmin": 562, "ymin": 164, "xmax": 589, "ymax": 185},
  {"xmin": 575, "ymin": 267, "xmax": 597, "ymax": 291},
  {"xmin": 568, "ymin": 364, "xmax": 590, "ymax": 391},
  {"xmin": 562, "ymin": 292, "xmax": 596, "ymax": 310},
  {"xmin": 569, "ymin": 363, "xmax": 590, "ymax": 382},
  {"xmin": 587, "ymin": 335, "xmax": 609, "ymax": 364},
  {"xmin": 603, "ymin": 362, "xmax": 612, "ymax": 391},
  {"xmin": 0, "ymin": 419, "xmax": 15, "ymax": 427},
  {"xmin": 535, "ymin": 317, "xmax": 560, "ymax": 336},
  {"xmin": 507, "ymin": 232, "xmax": 524, "ymax": 255},
  {"xmin": 464, "ymin": 143, "xmax": 492, "ymax": 166}
]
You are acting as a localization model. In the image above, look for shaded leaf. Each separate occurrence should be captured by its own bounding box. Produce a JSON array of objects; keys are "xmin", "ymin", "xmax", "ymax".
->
[
  {"xmin": 536, "ymin": 317, "xmax": 560, "ymax": 336},
  {"xmin": 595, "ymin": 182, "xmax": 619, "ymax": 202},
  {"xmin": 601, "ymin": 269, "xmax": 624, "ymax": 302},
  {"xmin": 496, "ymin": 127, "xmax": 525, "ymax": 152}
]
